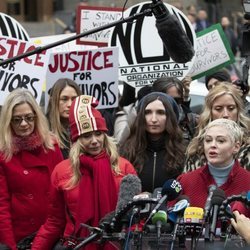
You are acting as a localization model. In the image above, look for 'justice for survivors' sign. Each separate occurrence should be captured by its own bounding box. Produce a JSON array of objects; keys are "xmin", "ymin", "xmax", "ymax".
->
[
  {"xmin": 0, "ymin": 36, "xmax": 50, "ymax": 105},
  {"xmin": 189, "ymin": 23, "xmax": 235, "ymax": 80},
  {"xmin": 46, "ymin": 46, "xmax": 119, "ymax": 109}
]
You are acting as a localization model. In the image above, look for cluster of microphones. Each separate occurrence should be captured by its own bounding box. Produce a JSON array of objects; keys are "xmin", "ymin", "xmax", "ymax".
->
[{"xmin": 75, "ymin": 174, "xmax": 250, "ymax": 250}]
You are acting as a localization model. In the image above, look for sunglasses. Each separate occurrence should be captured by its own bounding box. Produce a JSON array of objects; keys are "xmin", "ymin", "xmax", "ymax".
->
[{"xmin": 11, "ymin": 114, "xmax": 36, "ymax": 126}]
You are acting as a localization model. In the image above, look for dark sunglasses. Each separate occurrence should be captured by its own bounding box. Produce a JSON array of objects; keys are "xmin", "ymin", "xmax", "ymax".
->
[{"xmin": 11, "ymin": 115, "xmax": 36, "ymax": 126}]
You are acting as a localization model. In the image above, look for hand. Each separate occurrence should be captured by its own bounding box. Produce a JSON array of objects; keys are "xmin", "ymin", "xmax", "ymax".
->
[
  {"xmin": 232, "ymin": 83, "xmax": 244, "ymax": 97},
  {"xmin": 231, "ymin": 211, "xmax": 250, "ymax": 244},
  {"xmin": 181, "ymin": 76, "xmax": 192, "ymax": 98}
]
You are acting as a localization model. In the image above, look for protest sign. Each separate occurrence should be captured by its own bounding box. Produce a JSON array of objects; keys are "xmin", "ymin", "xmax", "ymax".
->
[
  {"xmin": 108, "ymin": 2, "xmax": 196, "ymax": 88},
  {"xmin": 189, "ymin": 23, "xmax": 235, "ymax": 80},
  {"xmin": 46, "ymin": 46, "xmax": 119, "ymax": 109},
  {"xmin": 76, "ymin": 5, "xmax": 123, "ymax": 46},
  {"xmin": 0, "ymin": 12, "xmax": 30, "ymax": 41},
  {"xmin": 31, "ymin": 33, "xmax": 97, "ymax": 53},
  {"xmin": 0, "ymin": 36, "xmax": 50, "ymax": 105}
]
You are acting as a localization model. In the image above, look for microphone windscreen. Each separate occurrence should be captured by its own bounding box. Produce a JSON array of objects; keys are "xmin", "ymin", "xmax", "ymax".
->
[
  {"xmin": 116, "ymin": 174, "xmax": 142, "ymax": 212},
  {"xmin": 161, "ymin": 179, "xmax": 182, "ymax": 201},
  {"xmin": 211, "ymin": 189, "xmax": 226, "ymax": 206},
  {"xmin": 152, "ymin": 210, "xmax": 167, "ymax": 225},
  {"xmin": 155, "ymin": 14, "xmax": 194, "ymax": 63}
]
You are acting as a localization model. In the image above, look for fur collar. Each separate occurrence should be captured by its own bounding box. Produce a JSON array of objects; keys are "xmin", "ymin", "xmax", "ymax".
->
[{"xmin": 12, "ymin": 132, "xmax": 43, "ymax": 154}]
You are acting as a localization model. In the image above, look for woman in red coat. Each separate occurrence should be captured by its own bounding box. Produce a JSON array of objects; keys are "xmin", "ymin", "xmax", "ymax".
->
[
  {"xmin": 178, "ymin": 118, "xmax": 250, "ymax": 208},
  {"xmin": 32, "ymin": 95, "xmax": 136, "ymax": 250},
  {"xmin": 0, "ymin": 88, "xmax": 64, "ymax": 249}
]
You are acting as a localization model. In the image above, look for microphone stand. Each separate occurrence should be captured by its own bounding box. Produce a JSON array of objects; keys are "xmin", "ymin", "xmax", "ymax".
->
[
  {"xmin": 73, "ymin": 231, "xmax": 101, "ymax": 250},
  {"xmin": 0, "ymin": 8, "xmax": 153, "ymax": 66}
]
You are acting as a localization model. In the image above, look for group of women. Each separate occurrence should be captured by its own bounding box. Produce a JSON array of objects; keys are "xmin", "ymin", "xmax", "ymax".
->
[{"xmin": 0, "ymin": 75, "xmax": 249, "ymax": 249}]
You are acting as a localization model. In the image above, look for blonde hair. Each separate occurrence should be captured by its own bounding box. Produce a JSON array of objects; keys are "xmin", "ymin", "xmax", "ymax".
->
[
  {"xmin": 187, "ymin": 83, "xmax": 250, "ymax": 157},
  {"xmin": 0, "ymin": 88, "xmax": 55, "ymax": 161},
  {"xmin": 65, "ymin": 133, "xmax": 119, "ymax": 189},
  {"xmin": 204, "ymin": 119, "xmax": 243, "ymax": 144}
]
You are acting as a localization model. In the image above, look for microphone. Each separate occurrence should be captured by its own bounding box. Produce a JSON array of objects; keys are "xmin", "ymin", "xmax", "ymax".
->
[
  {"xmin": 183, "ymin": 206, "xmax": 204, "ymax": 245},
  {"xmin": 113, "ymin": 174, "xmax": 142, "ymax": 232},
  {"xmin": 115, "ymin": 174, "xmax": 142, "ymax": 213},
  {"xmin": 151, "ymin": 0, "xmax": 195, "ymax": 63},
  {"xmin": 168, "ymin": 195, "xmax": 190, "ymax": 223},
  {"xmin": 203, "ymin": 184, "xmax": 217, "ymax": 221},
  {"xmin": 99, "ymin": 211, "xmax": 116, "ymax": 233},
  {"xmin": 209, "ymin": 189, "xmax": 226, "ymax": 242},
  {"xmin": 184, "ymin": 207, "xmax": 204, "ymax": 225},
  {"xmin": 151, "ymin": 210, "xmax": 167, "ymax": 239},
  {"xmin": 144, "ymin": 179, "xmax": 182, "ymax": 228},
  {"xmin": 220, "ymin": 191, "xmax": 250, "ymax": 219},
  {"xmin": 152, "ymin": 187, "xmax": 163, "ymax": 200},
  {"xmin": 153, "ymin": 179, "xmax": 182, "ymax": 214},
  {"xmin": 133, "ymin": 192, "xmax": 152, "ymax": 215},
  {"xmin": 169, "ymin": 195, "xmax": 190, "ymax": 249}
]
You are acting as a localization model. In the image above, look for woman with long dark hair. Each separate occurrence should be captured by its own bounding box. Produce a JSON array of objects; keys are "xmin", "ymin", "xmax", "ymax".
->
[{"xmin": 121, "ymin": 92, "xmax": 185, "ymax": 193}]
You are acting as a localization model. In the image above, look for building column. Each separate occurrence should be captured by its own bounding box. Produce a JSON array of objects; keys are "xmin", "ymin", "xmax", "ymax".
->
[{"xmin": 0, "ymin": 0, "xmax": 7, "ymax": 13}]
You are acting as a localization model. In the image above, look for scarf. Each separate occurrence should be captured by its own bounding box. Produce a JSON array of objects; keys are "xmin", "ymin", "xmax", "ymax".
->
[
  {"xmin": 76, "ymin": 151, "xmax": 118, "ymax": 239},
  {"xmin": 12, "ymin": 132, "xmax": 43, "ymax": 154}
]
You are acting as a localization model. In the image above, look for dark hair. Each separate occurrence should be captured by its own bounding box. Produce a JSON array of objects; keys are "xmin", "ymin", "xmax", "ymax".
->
[
  {"xmin": 121, "ymin": 92, "xmax": 185, "ymax": 175},
  {"xmin": 137, "ymin": 85, "xmax": 153, "ymax": 102},
  {"xmin": 152, "ymin": 77, "xmax": 184, "ymax": 99},
  {"xmin": 205, "ymin": 69, "xmax": 231, "ymax": 89},
  {"xmin": 137, "ymin": 92, "xmax": 180, "ymax": 122},
  {"xmin": 118, "ymin": 81, "xmax": 136, "ymax": 107}
]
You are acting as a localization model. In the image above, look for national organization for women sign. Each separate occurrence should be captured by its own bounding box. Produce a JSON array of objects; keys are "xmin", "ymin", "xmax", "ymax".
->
[{"xmin": 108, "ymin": 2, "xmax": 197, "ymax": 88}]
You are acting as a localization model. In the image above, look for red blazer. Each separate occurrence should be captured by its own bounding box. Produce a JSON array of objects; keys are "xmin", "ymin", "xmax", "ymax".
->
[
  {"xmin": 177, "ymin": 160, "xmax": 250, "ymax": 208},
  {"xmin": 31, "ymin": 157, "xmax": 137, "ymax": 250},
  {"xmin": 0, "ymin": 143, "xmax": 63, "ymax": 250}
]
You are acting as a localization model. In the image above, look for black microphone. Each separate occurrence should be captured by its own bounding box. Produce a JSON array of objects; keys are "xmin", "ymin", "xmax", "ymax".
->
[
  {"xmin": 99, "ymin": 211, "xmax": 116, "ymax": 233},
  {"xmin": 203, "ymin": 184, "xmax": 217, "ymax": 221},
  {"xmin": 151, "ymin": 0, "xmax": 195, "ymax": 63},
  {"xmin": 154, "ymin": 179, "xmax": 182, "ymax": 214},
  {"xmin": 144, "ymin": 179, "xmax": 182, "ymax": 227},
  {"xmin": 209, "ymin": 189, "xmax": 226, "ymax": 242},
  {"xmin": 220, "ymin": 191, "xmax": 250, "ymax": 219}
]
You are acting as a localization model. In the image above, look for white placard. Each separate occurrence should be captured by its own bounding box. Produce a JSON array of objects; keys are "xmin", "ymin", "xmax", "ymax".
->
[
  {"xmin": 0, "ymin": 36, "xmax": 50, "ymax": 105},
  {"xmin": 189, "ymin": 24, "xmax": 235, "ymax": 80},
  {"xmin": 46, "ymin": 46, "xmax": 119, "ymax": 109}
]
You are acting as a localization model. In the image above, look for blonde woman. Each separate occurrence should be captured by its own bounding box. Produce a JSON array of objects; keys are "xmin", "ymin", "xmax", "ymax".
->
[
  {"xmin": 0, "ymin": 88, "xmax": 63, "ymax": 249},
  {"xmin": 185, "ymin": 83, "xmax": 250, "ymax": 172},
  {"xmin": 178, "ymin": 119, "xmax": 250, "ymax": 210},
  {"xmin": 32, "ymin": 95, "xmax": 136, "ymax": 250}
]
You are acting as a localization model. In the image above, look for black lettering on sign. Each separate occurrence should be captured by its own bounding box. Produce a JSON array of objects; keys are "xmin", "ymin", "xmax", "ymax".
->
[
  {"xmin": 0, "ymin": 70, "xmax": 38, "ymax": 97},
  {"xmin": 79, "ymin": 81, "xmax": 117, "ymax": 106}
]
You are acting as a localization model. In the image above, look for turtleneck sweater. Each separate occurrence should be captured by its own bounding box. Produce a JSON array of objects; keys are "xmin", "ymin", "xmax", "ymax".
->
[{"xmin": 208, "ymin": 160, "xmax": 234, "ymax": 187}]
